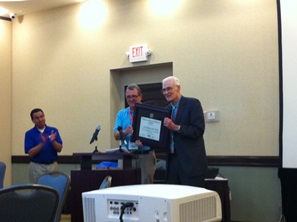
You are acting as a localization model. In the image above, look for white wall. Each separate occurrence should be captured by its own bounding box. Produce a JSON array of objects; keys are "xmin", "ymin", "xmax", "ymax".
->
[
  {"xmin": 0, "ymin": 19, "xmax": 12, "ymax": 186},
  {"xmin": 279, "ymin": 0, "xmax": 297, "ymax": 168}
]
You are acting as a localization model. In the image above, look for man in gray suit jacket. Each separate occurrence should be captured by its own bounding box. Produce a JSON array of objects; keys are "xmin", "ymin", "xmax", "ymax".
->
[{"xmin": 162, "ymin": 76, "xmax": 208, "ymax": 187}]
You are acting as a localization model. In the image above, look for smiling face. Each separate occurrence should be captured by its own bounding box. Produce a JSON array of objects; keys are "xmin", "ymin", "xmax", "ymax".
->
[
  {"xmin": 32, "ymin": 111, "xmax": 46, "ymax": 130},
  {"xmin": 125, "ymin": 88, "xmax": 142, "ymax": 111},
  {"xmin": 162, "ymin": 78, "xmax": 181, "ymax": 104}
]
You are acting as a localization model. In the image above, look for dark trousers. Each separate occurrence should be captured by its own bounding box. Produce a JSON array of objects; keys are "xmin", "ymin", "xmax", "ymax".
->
[{"xmin": 166, "ymin": 154, "xmax": 205, "ymax": 188}]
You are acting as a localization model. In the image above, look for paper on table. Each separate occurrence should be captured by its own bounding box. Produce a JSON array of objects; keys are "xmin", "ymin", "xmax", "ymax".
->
[{"xmin": 105, "ymin": 147, "xmax": 130, "ymax": 153}]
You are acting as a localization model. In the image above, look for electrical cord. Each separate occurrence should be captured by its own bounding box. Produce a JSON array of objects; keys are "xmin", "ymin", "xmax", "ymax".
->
[{"xmin": 119, "ymin": 202, "xmax": 134, "ymax": 222}]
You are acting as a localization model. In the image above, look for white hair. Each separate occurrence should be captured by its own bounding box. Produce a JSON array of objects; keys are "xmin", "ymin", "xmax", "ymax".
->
[{"xmin": 162, "ymin": 76, "xmax": 180, "ymax": 86}]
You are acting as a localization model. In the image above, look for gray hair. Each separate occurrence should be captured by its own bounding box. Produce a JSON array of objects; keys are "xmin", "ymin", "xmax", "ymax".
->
[
  {"xmin": 126, "ymin": 84, "xmax": 142, "ymax": 94},
  {"xmin": 162, "ymin": 76, "xmax": 180, "ymax": 86}
]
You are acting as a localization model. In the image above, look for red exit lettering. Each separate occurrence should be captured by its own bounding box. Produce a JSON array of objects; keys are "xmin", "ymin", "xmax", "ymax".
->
[{"xmin": 131, "ymin": 46, "xmax": 143, "ymax": 58}]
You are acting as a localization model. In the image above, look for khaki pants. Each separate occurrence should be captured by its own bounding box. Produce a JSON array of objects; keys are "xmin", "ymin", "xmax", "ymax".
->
[
  {"xmin": 132, "ymin": 150, "xmax": 156, "ymax": 184},
  {"xmin": 29, "ymin": 161, "xmax": 58, "ymax": 183}
]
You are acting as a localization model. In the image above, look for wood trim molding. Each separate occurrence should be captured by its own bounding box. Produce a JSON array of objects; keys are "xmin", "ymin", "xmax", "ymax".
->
[
  {"xmin": 12, "ymin": 155, "xmax": 280, "ymax": 167},
  {"xmin": 207, "ymin": 155, "xmax": 279, "ymax": 167}
]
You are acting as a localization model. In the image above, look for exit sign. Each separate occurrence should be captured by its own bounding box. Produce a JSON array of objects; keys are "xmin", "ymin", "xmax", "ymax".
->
[{"xmin": 128, "ymin": 44, "xmax": 151, "ymax": 63}]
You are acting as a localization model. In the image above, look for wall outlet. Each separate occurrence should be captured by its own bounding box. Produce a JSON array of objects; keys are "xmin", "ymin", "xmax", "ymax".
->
[{"xmin": 204, "ymin": 110, "xmax": 219, "ymax": 122}]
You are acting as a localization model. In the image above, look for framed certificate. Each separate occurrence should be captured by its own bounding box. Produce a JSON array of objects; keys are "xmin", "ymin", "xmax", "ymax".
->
[{"xmin": 130, "ymin": 103, "xmax": 171, "ymax": 150}]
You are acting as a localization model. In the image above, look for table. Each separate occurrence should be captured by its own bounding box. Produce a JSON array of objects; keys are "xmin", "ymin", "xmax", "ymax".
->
[{"xmin": 73, "ymin": 152, "xmax": 135, "ymax": 170}]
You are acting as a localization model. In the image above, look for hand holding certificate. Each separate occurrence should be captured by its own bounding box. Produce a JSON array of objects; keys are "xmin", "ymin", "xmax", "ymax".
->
[{"xmin": 130, "ymin": 103, "xmax": 171, "ymax": 150}]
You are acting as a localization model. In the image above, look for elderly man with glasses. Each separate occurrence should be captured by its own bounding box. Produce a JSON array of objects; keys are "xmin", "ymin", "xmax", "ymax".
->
[
  {"xmin": 113, "ymin": 84, "xmax": 156, "ymax": 184},
  {"xmin": 162, "ymin": 76, "xmax": 208, "ymax": 188}
]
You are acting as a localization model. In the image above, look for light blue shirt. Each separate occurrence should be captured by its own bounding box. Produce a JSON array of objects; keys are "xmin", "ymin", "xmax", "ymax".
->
[
  {"xmin": 170, "ymin": 100, "xmax": 180, "ymax": 153},
  {"xmin": 113, "ymin": 107, "xmax": 151, "ymax": 152}
]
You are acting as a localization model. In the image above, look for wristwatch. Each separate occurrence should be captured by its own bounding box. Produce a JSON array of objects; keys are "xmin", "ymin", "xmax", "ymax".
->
[{"xmin": 177, "ymin": 125, "xmax": 181, "ymax": 133}]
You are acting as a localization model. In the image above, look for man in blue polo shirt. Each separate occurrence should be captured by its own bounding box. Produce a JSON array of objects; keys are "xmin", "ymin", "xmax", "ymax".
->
[
  {"xmin": 24, "ymin": 108, "xmax": 63, "ymax": 183},
  {"xmin": 113, "ymin": 84, "xmax": 156, "ymax": 184}
]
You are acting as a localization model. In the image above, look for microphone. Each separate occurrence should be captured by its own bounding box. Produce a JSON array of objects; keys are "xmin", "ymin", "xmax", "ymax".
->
[
  {"xmin": 90, "ymin": 125, "xmax": 101, "ymax": 144},
  {"xmin": 117, "ymin": 126, "xmax": 127, "ymax": 145}
]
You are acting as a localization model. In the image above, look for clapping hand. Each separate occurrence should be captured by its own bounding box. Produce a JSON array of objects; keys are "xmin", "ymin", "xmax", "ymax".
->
[{"xmin": 50, "ymin": 130, "xmax": 57, "ymax": 142}]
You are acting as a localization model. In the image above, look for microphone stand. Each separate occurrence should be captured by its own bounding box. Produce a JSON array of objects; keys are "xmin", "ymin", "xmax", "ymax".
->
[
  {"xmin": 92, "ymin": 137, "xmax": 99, "ymax": 153},
  {"xmin": 119, "ymin": 142, "xmax": 123, "ymax": 153},
  {"xmin": 117, "ymin": 126, "xmax": 126, "ymax": 153},
  {"xmin": 93, "ymin": 145, "xmax": 99, "ymax": 153}
]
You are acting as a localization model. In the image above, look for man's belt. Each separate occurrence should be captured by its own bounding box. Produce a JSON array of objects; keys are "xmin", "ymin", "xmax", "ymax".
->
[{"xmin": 31, "ymin": 161, "xmax": 55, "ymax": 165}]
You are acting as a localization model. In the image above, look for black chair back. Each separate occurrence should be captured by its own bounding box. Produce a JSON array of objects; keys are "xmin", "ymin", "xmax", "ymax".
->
[{"xmin": 0, "ymin": 184, "xmax": 59, "ymax": 222}]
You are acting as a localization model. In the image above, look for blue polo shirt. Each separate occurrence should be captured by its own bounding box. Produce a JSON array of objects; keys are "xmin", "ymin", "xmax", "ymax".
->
[
  {"xmin": 113, "ymin": 107, "xmax": 151, "ymax": 152},
  {"xmin": 24, "ymin": 125, "xmax": 62, "ymax": 163}
]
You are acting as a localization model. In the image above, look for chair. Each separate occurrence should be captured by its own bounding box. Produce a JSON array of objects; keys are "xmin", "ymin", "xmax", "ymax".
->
[
  {"xmin": 0, "ymin": 162, "xmax": 6, "ymax": 189},
  {"xmin": 0, "ymin": 183, "xmax": 59, "ymax": 222},
  {"xmin": 37, "ymin": 171, "xmax": 70, "ymax": 222},
  {"xmin": 99, "ymin": 175, "xmax": 112, "ymax": 189}
]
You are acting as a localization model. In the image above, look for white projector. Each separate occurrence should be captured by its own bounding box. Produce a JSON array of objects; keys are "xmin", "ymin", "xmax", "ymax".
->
[{"xmin": 82, "ymin": 184, "xmax": 222, "ymax": 222}]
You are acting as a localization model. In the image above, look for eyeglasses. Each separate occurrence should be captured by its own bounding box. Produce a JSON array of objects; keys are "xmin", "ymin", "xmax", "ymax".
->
[
  {"xmin": 161, "ymin": 87, "xmax": 173, "ymax": 94},
  {"xmin": 126, "ymin": 95, "xmax": 139, "ymax": 100}
]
